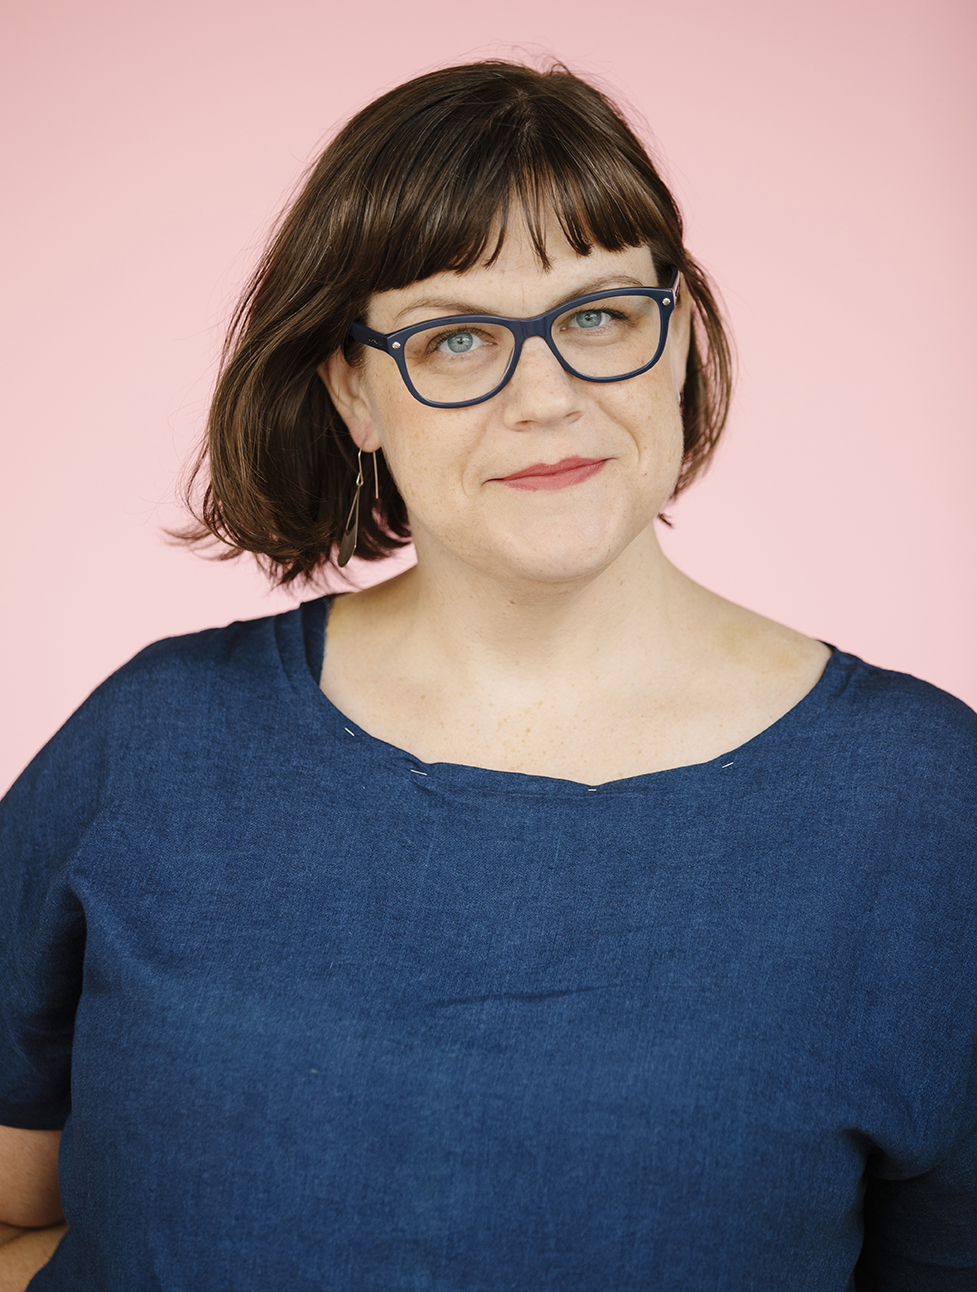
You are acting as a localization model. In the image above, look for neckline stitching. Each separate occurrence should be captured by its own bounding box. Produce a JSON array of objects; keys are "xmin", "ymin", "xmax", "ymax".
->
[{"xmin": 288, "ymin": 595, "xmax": 846, "ymax": 794}]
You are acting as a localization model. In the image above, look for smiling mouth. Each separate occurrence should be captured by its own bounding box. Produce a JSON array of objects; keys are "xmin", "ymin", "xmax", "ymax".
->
[{"xmin": 493, "ymin": 457, "xmax": 608, "ymax": 491}]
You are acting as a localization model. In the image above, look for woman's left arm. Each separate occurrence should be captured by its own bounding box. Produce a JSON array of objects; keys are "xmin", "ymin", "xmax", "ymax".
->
[
  {"xmin": 0, "ymin": 1220, "xmax": 68, "ymax": 1292},
  {"xmin": 0, "ymin": 1127, "xmax": 63, "ymax": 1228}
]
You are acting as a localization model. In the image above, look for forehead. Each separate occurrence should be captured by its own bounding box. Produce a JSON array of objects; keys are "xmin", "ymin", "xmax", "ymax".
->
[{"xmin": 367, "ymin": 222, "xmax": 657, "ymax": 328}]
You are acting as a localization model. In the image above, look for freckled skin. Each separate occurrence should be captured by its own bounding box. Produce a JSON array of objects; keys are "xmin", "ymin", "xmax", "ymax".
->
[
  {"xmin": 319, "ymin": 213, "xmax": 831, "ymax": 784},
  {"xmin": 324, "ymin": 218, "xmax": 688, "ymax": 591}
]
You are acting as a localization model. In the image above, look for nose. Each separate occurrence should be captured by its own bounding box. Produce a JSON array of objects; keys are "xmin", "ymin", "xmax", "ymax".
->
[{"xmin": 499, "ymin": 336, "xmax": 583, "ymax": 428}]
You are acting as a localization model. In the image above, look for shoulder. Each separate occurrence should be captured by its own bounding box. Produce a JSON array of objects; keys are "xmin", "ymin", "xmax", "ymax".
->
[
  {"xmin": 825, "ymin": 649, "xmax": 977, "ymax": 758},
  {"xmin": 114, "ymin": 600, "xmax": 316, "ymax": 687},
  {"xmin": 3, "ymin": 600, "xmax": 326, "ymax": 814},
  {"xmin": 705, "ymin": 592, "xmax": 974, "ymax": 763},
  {"xmin": 89, "ymin": 597, "xmax": 326, "ymax": 714},
  {"xmin": 790, "ymin": 649, "xmax": 977, "ymax": 842}
]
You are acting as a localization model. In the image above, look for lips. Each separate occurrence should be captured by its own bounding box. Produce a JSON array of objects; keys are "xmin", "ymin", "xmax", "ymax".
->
[{"xmin": 494, "ymin": 457, "xmax": 608, "ymax": 492}]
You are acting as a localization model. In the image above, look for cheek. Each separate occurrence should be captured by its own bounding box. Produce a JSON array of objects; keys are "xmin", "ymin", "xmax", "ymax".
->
[
  {"xmin": 655, "ymin": 407, "xmax": 687, "ymax": 499},
  {"xmin": 369, "ymin": 388, "xmax": 479, "ymax": 515},
  {"xmin": 614, "ymin": 372, "xmax": 685, "ymax": 467},
  {"xmin": 359, "ymin": 367, "xmax": 430, "ymax": 490}
]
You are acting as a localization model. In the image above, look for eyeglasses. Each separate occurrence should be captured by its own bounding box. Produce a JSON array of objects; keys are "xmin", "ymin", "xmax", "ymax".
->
[{"xmin": 349, "ymin": 270, "xmax": 680, "ymax": 409}]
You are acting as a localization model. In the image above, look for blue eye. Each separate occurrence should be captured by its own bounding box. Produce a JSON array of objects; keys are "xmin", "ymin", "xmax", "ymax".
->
[
  {"xmin": 438, "ymin": 331, "xmax": 480, "ymax": 354},
  {"xmin": 571, "ymin": 309, "xmax": 611, "ymax": 329}
]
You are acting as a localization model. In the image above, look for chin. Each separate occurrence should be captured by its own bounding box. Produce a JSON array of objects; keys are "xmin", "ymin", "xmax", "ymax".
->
[
  {"xmin": 492, "ymin": 523, "xmax": 643, "ymax": 586},
  {"xmin": 512, "ymin": 558, "xmax": 620, "ymax": 587}
]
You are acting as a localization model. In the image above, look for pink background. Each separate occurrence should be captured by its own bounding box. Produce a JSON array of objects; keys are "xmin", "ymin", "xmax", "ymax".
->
[{"xmin": 2, "ymin": 0, "xmax": 975, "ymax": 793}]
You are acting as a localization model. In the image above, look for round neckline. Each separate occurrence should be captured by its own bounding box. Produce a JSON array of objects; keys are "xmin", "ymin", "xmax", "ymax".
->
[{"xmin": 285, "ymin": 594, "xmax": 848, "ymax": 795}]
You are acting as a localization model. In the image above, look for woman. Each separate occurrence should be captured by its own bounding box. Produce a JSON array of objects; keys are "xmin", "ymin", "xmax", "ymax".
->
[{"xmin": 1, "ymin": 60, "xmax": 974, "ymax": 1291}]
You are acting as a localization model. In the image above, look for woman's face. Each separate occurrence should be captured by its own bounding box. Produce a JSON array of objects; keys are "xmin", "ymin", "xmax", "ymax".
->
[{"xmin": 324, "ymin": 212, "xmax": 691, "ymax": 587}]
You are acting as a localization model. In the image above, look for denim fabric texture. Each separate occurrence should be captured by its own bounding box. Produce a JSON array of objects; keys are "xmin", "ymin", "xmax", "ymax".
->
[{"xmin": 1, "ymin": 597, "xmax": 975, "ymax": 1291}]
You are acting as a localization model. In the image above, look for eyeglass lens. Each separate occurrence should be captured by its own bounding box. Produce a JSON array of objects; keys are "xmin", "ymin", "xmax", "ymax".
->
[{"xmin": 401, "ymin": 293, "xmax": 663, "ymax": 404}]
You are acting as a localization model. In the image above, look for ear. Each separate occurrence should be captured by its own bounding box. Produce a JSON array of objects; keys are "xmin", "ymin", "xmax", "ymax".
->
[
  {"xmin": 317, "ymin": 352, "xmax": 383, "ymax": 453},
  {"xmin": 667, "ymin": 276, "xmax": 692, "ymax": 402}
]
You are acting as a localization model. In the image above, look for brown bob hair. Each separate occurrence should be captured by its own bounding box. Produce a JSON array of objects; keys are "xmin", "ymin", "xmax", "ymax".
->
[{"xmin": 180, "ymin": 60, "xmax": 733, "ymax": 585}]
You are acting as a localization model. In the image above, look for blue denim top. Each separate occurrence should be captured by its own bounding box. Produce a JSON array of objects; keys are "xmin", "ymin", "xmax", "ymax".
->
[{"xmin": 2, "ymin": 597, "xmax": 975, "ymax": 1290}]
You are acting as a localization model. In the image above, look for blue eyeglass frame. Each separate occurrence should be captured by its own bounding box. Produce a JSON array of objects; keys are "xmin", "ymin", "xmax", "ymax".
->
[{"xmin": 348, "ymin": 269, "xmax": 680, "ymax": 409}]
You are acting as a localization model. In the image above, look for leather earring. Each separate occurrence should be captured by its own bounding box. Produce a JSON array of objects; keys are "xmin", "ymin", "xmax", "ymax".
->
[{"xmin": 338, "ymin": 450, "xmax": 365, "ymax": 568}]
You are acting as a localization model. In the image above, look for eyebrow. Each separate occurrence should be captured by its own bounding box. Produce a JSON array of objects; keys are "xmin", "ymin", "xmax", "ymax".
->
[{"xmin": 390, "ymin": 275, "xmax": 651, "ymax": 326}]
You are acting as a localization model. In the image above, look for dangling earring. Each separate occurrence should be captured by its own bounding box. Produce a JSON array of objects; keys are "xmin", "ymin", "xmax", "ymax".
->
[
  {"xmin": 337, "ymin": 449, "xmax": 379, "ymax": 568},
  {"xmin": 338, "ymin": 450, "xmax": 365, "ymax": 568}
]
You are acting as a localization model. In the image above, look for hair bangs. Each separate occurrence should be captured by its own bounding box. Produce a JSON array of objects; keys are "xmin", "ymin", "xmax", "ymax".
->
[{"xmin": 341, "ymin": 81, "xmax": 682, "ymax": 296}]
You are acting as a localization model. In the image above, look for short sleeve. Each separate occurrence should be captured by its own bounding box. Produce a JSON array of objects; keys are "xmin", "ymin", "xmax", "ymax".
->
[
  {"xmin": 0, "ymin": 686, "xmax": 116, "ymax": 1130},
  {"xmin": 854, "ymin": 1027, "xmax": 977, "ymax": 1289}
]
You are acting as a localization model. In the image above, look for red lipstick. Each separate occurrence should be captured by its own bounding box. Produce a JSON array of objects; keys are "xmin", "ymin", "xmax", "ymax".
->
[{"xmin": 494, "ymin": 457, "xmax": 607, "ymax": 492}]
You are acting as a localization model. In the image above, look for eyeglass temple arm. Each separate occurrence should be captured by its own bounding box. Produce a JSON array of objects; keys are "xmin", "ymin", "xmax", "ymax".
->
[{"xmin": 349, "ymin": 322, "xmax": 388, "ymax": 349}]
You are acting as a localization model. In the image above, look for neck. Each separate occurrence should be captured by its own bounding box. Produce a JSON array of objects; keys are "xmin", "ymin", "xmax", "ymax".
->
[{"xmin": 377, "ymin": 522, "xmax": 701, "ymax": 691}]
